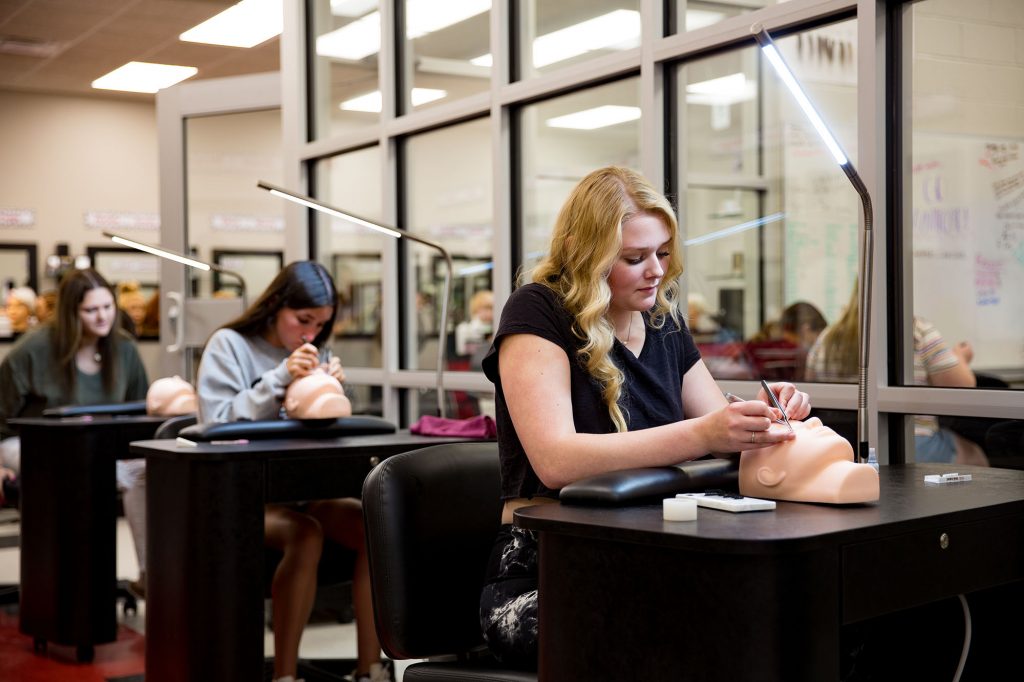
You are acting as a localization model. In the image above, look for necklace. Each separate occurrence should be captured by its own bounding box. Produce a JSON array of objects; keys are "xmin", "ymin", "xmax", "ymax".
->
[
  {"xmin": 619, "ymin": 313, "xmax": 633, "ymax": 345},
  {"xmin": 94, "ymin": 352, "xmax": 102, "ymax": 363}
]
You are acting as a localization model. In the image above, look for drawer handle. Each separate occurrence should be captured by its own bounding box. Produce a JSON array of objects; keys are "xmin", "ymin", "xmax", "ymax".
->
[{"xmin": 939, "ymin": 532, "xmax": 950, "ymax": 550}]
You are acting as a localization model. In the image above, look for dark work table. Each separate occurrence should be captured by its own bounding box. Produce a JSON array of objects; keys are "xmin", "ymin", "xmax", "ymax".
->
[
  {"xmin": 516, "ymin": 464, "xmax": 1024, "ymax": 682},
  {"xmin": 133, "ymin": 432, "xmax": 489, "ymax": 682},
  {"xmin": 10, "ymin": 415, "xmax": 167, "ymax": 660}
]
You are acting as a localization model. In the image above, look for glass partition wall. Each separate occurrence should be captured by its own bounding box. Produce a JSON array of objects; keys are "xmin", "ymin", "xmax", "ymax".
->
[{"xmin": 293, "ymin": 0, "xmax": 1022, "ymax": 455}]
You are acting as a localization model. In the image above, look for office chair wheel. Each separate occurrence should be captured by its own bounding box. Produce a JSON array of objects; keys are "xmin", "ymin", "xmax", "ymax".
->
[
  {"xmin": 76, "ymin": 644, "xmax": 95, "ymax": 663},
  {"xmin": 33, "ymin": 637, "xmax": 46, "ymax": 653}
]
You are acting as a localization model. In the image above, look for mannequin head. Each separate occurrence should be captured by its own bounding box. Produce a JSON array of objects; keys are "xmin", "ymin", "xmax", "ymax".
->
[
  {"xmin": 284, "ymin": 369, "xmax": 352, "ymax": 420},
  {"xmin": 6, "ymin": 287, "xmax": 36, "ymax": 332},
  {"xmin": 146, "ymin": 376, "xmax": 198, "ymax": 416},
  {"xmin": 739, "ymin": 417, "xmax": 879, "ymax": 504}
]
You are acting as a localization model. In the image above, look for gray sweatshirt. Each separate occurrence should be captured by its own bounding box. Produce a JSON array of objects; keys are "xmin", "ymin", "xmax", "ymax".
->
[{"xmin": 197, "ymin": 328, "xmax": 293, "ymax": 423}]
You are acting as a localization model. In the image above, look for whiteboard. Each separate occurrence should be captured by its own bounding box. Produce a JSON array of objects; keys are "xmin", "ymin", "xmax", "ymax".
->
[{"xmin": 911, "ymin": 134, "xmax": 1024, "ymax": 372}]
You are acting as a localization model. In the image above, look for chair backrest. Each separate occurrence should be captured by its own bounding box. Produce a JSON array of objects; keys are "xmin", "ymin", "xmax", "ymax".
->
[
  {"xmin": 362, "ymin": 442, "xmax": 502, "ymax": 661},
  {"xmin": 154, "ymin": 414, "xmax": 198, "ymax": 439}
]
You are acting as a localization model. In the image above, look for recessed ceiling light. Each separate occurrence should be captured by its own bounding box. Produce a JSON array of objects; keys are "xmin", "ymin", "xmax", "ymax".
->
[
  {"xmin": 330, "ymin": 0, "xmax": 378, "ymax": 17},
  {"xmin": 545, "ymin": 105, "xmax": 641, "ymax": 130},
  {"xmin": 533, "ymin": 10, "xmax": 640, "ymax": 67},
  {"xmin": 180, "ymin": 0, "xmax": 283, "ymax": 48},
  {"xmin": 686, "ymin": 72, "xmax": 757, "ymax": 106},
  {"xmin": 317, "ymin": 0, "xmax": 489, "ymax": 60},
  {"xmin": 91, "ymin": 62, "xmax": 198, "ymax": 94},
  {"xmin": 469, "ymin": 54, "xmax": 492, "ymax": 67},
  {"xmin": 340, "ymin": 87, "xmax": 447, "ymax": 112}
]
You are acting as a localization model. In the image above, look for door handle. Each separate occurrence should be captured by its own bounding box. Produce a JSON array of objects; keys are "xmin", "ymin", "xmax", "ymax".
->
[{"xmin": 166, "ymin": 291, "xmax": 184, "ymax": 353}]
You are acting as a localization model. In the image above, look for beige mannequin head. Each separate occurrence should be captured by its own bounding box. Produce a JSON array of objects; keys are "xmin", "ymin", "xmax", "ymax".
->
[
  {"xmin": 284, "ymin": 369, "xmax": 352, "ymax": 419},
  {"xmin": 146, "ymin": 376, "xmax": 198, "ymax": 416},
  {"xmin": 739, "ymin": 417, "xmax": 879, "ymax": 504}
]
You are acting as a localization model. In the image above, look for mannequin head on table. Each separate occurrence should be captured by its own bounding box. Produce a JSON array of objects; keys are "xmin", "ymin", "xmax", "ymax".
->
[
  {"xmin": 146, "ymin": 376, "xmax": 198, "ymax": 416},
  {"xmin": 739, "ymin": 417, "xmax": 879, "ymax": 504},
  {"xmin": 284, "ymin": 369, "xmax": 351, "ymax": 420}
]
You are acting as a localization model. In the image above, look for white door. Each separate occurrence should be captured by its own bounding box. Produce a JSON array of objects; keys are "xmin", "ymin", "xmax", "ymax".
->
[{"xmin": 156, "ymin": 72, "xmax": 283, "ymax": 379}]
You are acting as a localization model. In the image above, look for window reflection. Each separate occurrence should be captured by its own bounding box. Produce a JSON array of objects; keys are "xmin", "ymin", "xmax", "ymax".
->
[
  {"xmin": 519, "ymin": 78, "xmax": 641, "ymax": 272},
  {"xmin": 518, "ymin": 0, "xmax": 640, "ymax": 79},
  {"xmin": 670, "ymin": 1, "xmax": 779, "ymax": 35},
  {"xmin": 676, "ymin": 19, "xmax": 858, "ymax": 383},
  {"xmin": 310, "ymin": 0, "xmax": 381, "ymax": 139},
  {"xmin": 403, "ymin": 117, "xmax": 493, "ymax": 385},
  {"xmin": 907, "ymin": 0, "xmax": 1024, "ymax": 390},
  {"xmin": 314, "ymin": 146, "xmax": 386, "ymax": 370},
  {"xmin": 402, "ymin": 0, "xmax": 491, "ymax": 113},
  {"xmin": 908, "ymin": 412, "xmax": 1023, "ymax": 470}
]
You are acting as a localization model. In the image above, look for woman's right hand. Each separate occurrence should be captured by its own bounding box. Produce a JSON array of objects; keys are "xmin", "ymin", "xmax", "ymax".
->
[
  {"xmin": 699, "ymin": 400, "xmax": 795, "ymax": 453},
  {"xmin": 286, "ymin": 343, "xmax": 320, "ymax": 379}
]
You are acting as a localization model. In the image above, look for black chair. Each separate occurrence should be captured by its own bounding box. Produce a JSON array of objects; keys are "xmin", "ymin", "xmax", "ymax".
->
[{"xmin": 362, "ymin": 442, "xmax": 537, "ymax": 682}]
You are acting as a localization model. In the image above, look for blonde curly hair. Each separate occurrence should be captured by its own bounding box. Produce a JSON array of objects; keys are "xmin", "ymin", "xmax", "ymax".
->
[{"xmin": 530, "ymin": 166, "xmax": 684, "ymax": 431}]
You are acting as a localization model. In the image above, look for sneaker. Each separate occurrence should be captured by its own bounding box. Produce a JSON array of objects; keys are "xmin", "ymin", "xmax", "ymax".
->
[{"xmin": 353, "ymin": 661, "xmax": 393, "ymax": 682}]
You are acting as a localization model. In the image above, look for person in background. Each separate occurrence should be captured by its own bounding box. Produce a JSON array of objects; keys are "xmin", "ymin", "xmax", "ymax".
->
[
  {"xmin": 455, "ymin": 289, "xmax": 494, "ymax": 357},
  {"xmin": 116, "ymin": 280, "xmax": 148, "ymax": 337},
  {"xmin": 34, "ymin": 289, "xmax": 57, "ymax": 325},
  {"xmin": 478, "ymin": 166, "xmax": 811, "ymax": 669},
  {"xmin": 779, "ymin": 301, "xmax": 827, "ymax": 351},
  {"xmin": 806, "ymin": 285, "xmax": 985, "ymax": 464},
  {"xmin": 0, "ymin": 269, "xmax": 149, "ymax": 579},
  {"xmin": 196, "ymin": 261, "xmax": 390, "ymax": 682},
  {"xmin": 6, "ymin": 286, "xmax": 37, "ymax": 334}
]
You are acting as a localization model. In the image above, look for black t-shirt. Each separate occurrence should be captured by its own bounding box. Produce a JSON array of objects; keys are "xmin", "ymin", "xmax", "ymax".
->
[{"xmin": 482, "ymin": 283, "xmax": 702, "ymax": 500}]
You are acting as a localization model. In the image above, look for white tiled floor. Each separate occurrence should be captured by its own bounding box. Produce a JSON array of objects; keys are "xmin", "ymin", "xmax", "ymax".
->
[{"xmin": 0, "ymin": 514, "xmax": 414, "ymax": 680}]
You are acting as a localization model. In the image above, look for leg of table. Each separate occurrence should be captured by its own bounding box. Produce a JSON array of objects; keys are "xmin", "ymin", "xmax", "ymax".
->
[
  {"xmin": 19, "ymin": 426, "xmax": 117, "ymax": 648},
  {"xmin": 536, "ymin": 532, "xmax": 840, "ymax": 682},
  {"xmin": 145, "ymin": 455, "xmax": 265, "ymax": 682}
]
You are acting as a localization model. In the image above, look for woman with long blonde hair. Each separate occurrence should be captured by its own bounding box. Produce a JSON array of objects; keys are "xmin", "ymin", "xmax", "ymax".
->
[{"xmin": 478, "ymin": 166, "xmax": 812, "ymax": 668}]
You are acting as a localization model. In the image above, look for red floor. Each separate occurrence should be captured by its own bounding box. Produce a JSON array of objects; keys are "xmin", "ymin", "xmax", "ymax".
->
[{"xmin": 0, "ymin": 609, "xmax": 144, "ymax": 682}]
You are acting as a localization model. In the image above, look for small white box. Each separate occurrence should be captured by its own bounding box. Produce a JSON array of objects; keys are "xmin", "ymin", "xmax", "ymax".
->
[{"xmin": 663, "ymin": 496, "xmax": 698, "ymax": 521}]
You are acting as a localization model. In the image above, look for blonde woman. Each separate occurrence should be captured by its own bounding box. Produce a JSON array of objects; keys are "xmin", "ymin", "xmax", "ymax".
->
[{"xmin": 478, "ymin": 166, "xmax": 812, "ymax": 668}]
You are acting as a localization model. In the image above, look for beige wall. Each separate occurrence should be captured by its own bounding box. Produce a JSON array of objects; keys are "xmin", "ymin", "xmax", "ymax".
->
[{"xmin": 0, "ymin": 90, "xmax": 159, "ymax": 289}]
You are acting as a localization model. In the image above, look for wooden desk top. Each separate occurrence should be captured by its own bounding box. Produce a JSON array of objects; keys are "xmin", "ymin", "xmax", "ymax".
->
[{"xmin": 516, "ymin": 464, "xmax": 1024, "ymax": 555}]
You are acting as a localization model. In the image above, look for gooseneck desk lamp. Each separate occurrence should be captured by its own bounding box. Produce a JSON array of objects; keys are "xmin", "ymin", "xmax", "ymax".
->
[
  {"xmin": 751, "ymin": 23, "xmax": 875, "ymax": 463},
  {"xmin": 257, "ymin": 180, "xmax": 454, "ymax": 419},
  {"xmin": 102, "ymin": 231, "xmax": 249, "ymax": 307}
]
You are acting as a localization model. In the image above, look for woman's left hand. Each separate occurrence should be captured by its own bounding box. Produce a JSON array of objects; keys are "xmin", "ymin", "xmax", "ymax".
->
[
  {"xmin": 757, "ymin": 382, "xmax": 811, "ymax": 421},
  {"xmin": 324, "ymin": 356, "xmax": 346, "ymax": 383}
]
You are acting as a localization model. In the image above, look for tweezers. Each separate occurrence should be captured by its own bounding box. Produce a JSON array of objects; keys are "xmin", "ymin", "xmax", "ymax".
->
[{"xmin": 759, "ymin": 379, "xmax": 794, "ymax": 433}]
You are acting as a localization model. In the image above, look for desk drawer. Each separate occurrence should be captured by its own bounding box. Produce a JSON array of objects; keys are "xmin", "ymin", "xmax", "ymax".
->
[{"xmin": 842, "ymin": 513, "xmax": 1024, "ymax": 624}]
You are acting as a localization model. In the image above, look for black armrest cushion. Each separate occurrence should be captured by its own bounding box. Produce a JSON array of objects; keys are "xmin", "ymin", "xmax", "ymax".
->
[
  {"xmin": 177, "ymin": 415, "xmax": 396, "ymax": 441},
  {"xmin": 42, "ymin": 400, "xmax": 149, "ymax": 417},
  {"xmin": 559, "ymin": 457, "xmax": 740, "ymax": 506}
]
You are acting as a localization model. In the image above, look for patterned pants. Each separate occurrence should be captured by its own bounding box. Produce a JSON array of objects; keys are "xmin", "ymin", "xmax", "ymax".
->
[{"xmin": 479, "ymin": 524, "xmax": 539, "ymax": 670}]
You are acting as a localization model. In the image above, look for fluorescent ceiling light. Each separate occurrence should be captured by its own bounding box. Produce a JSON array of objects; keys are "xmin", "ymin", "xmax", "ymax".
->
[
  {"xmin": 179, "ymin": 0, "xmax": 282, "ymax": 48},
  {"xmin": 533, "ymin": 9, "xmax": 640, "ymax": 67},
  {"xmin": 686, "ymin": 72, "xmax": 757, "ymax": 106},
  {"xmin": 317, "ymin": 11, "xmax": 380, "ymax": 60},
  {"xmin": 546, "ymin": 105, "xmax": 641, "ymax": 130},
  {"xmin": 340, "ymin": 87, "xmax": 447, "ymax": 112},
  {"xmin": 92, "ymin": 62, "xmax": 198, "ymax": 93},
  {"xmin": 317, "ymin": 0, "xmax": 489, "ymax": 60},
  {"xmin": 330, "ymin": 0, "xmax": 377, "ymax": 17},
  {"xmin": 685, "ymin": 9, "xmax": 726, "ymax": 32},
  {"xmin": 469, "ymin": 54, "xmax": 492, "ymax": 67}
]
